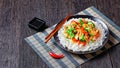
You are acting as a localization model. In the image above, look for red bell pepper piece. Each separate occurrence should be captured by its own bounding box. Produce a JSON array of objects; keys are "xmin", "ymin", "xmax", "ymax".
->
[{"xmin": 49, "ymin": 51, "xmax": 64, "ymax": 59}]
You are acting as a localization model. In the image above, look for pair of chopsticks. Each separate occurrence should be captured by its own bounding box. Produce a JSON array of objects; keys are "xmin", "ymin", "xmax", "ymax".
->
[{"xmin": 45, "ymin": 14, "xmax": 71, "ymax": 43}]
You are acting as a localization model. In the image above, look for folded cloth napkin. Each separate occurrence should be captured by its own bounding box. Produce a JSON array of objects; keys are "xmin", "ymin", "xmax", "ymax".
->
[{"xmin": 24, "ymin": 6, "xmax": 120, "ymax": 68}]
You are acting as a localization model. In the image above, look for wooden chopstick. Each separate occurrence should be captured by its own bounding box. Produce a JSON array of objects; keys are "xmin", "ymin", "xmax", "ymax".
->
[
  {"xmin": 45, "ymin": 14, "xmax": 71, "ymax": 43},
  {"xmin": 45, "ymin": 19, "xmax": 64, "ymax": 39},
  {"xmin": 45, "ymin": 16, "xmax": 69, "ymax": 39}
]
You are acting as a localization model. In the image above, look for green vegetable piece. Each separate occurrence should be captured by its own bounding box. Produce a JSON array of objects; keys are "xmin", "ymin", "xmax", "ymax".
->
[
  {"xmin": 66, "ymin": 29, "xmax": 70, "ymax": 33},
  {"xmin": 89, "ymin": 34, "xmax": 93, "ymax": 37},
  {"xmin": 74, "ymin": 30, "xmax": 77, "ymax": 33},
  {"xmin": 79, "ymin": 34, "xmax": 85, "ymax": 41},
  {"xmin": 69, "ymin": 33, "xmax": 74, "ymax": 38},
  {"xmin": 91, "ymin": 40, "xmax": 94, "ymax": 43},
  {"xmin": 70, "ymin": 27, "xmax": 74, "ymax": 30},
  {"xmin": 66, "ymin": 26, "xmax": 75, "ymax": 38},
  {"xmin": 78, "ymin": 19, "xmax": 83, "ymax": 26},
  {"xmin": 87, "ymin": 21, "xmax": 95, "ymax": 28},
  {"xmin": 67, "ymin": 26, "xmax": 72, "ymax": 33},
  {"xmin": 84, "ymin": 27, "xmax": 90, "ymax": 32}
]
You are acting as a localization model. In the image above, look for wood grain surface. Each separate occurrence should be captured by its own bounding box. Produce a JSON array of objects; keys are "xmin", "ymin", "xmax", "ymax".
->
[{"xmin": 0, "ymin": 0, "xmax": 120, "ymax": 68}]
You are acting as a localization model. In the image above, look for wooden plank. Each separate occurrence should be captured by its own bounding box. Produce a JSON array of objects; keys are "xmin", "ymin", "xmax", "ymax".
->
[
  {"xmin": 0, "ymin": 0, "xmax": 20, "ymax": 68},
  {"xmin": 17, "ymin": 0, "xmax": 48, "ymax": 68},
  {"xmin": 108, "ymin": 44, "xmax": 120, "ymax": 68}
]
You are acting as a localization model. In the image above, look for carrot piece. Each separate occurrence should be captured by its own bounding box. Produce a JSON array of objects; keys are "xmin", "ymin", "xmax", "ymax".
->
[
  {"xmin": 80, "ymin": 27, "xmax": 88, "ymax": 36},
  {"xmin": 95, "ymin": 32, "xmax": 100, "ymax": 39},
  {"xmin": 81, "ymin": 42, "xmax": 86, "ymax": 46},
  {"xmin": 82, "ymin": 19, "xmax": 87, "ymax": 24},
  {"xmin": 77, "ymin": 40, "xmax": 86, "ymax": 46},
  {"xmin": 78, "ymin": 40, "xmax": 81, "ymax": 45},
  {"xmin": 84, "ymin": 31, "xmax": 88, "ymax": 36},
  {"xmin": 81, "ymin": 27, "xmax": 84, "ymax": 33},
  {"xmin": 72, "ymin": 38, "xmax": 78, "ymax": 43},
  {"xmin": 93, "ymin": 32, "xmax": 100, "ymax": 40}
]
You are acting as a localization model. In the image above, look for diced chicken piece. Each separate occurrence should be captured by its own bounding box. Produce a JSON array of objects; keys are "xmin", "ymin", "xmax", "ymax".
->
[
  {"xmin": 82, "ymin": 24, "xmax": 87, "ymax": 28},
  {"xmin": 75, "ymin": 34, "xmax": 79, "ymax": 40},
  {"xmin": 63, "ymin": 32, "xmax": 69, "ymax": 38}
]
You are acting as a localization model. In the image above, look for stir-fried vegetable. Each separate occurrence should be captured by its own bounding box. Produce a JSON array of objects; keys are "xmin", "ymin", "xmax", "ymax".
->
[
  {"xmin": 66, "ymin": 26, "xmax": 75, "ymax": 38},
  {"xmin": 84, "ymin": 27, "xmax": 90, "ymax": 32},
  {"xmin": 79, "ymin": 34, "xmax": 85, "ymax": 41},
  {"xmin": 78, "ymin": 19, "xmax": 83, "ymax": 26},
  {"xmin": 87, "ymin": 21, "xmax": 95, "ymax": 28},
  {"xmin": 63, "ymin": 18, "xmax": 100, "ymax": 46}
]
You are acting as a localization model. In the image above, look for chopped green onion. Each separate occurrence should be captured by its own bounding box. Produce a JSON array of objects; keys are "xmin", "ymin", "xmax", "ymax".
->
[
  {"xmin": 69, "ymin": 33, "xmax": 74, "ymax": 38},
  {"xmin": 79, "ymin": 34, "xmax": 85, "ymax": 41},
  {"xmin": 78, "ymin": 19, "xmax": 83, "ymax": 26},
  {"xmin": 84, "ymin": 27, "xmax": 90, "ymax": 32},
  {"xmin": 87, "ymin": 21, "xmax": 95, "ymax": 28}
]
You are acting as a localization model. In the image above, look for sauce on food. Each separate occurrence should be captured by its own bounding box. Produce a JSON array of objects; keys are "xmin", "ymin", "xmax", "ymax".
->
[{"xmin": 63, "ymin": 19, "xmax": 100, "ymax": 46}]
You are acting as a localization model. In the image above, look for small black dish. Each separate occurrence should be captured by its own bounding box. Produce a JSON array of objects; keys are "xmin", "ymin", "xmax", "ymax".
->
[
  {"xmin": 28, "ymin": 17, "xmax": 46, "ymax": 31},
  {"xmin": 54, "ymin": 15, "xmax": 109, "ymax": 54}
]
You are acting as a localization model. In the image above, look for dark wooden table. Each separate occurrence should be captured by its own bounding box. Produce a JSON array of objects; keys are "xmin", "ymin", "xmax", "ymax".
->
[{"xmin": 0, "ymin": 0, "xmax": 120, "ymax": 68}]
